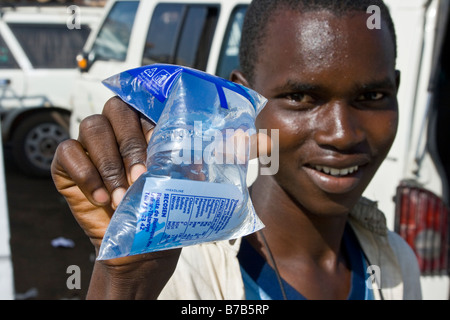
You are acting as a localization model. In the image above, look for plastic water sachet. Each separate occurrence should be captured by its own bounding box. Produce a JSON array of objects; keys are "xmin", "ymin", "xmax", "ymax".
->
[{"xmin": 97, "ymin": 64, "xmax": 267, "ymax": 260}]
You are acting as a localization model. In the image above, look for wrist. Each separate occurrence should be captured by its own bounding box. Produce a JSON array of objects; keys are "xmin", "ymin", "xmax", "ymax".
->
[{"xmin": 87, "ymin": 249, "xmax": 181, "ymax": 300}]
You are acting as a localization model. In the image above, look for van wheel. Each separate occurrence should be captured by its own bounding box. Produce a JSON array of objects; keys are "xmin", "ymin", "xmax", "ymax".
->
[{"xmin": 11, "ymin": 112, "xmax": 70, "ymax": 178}]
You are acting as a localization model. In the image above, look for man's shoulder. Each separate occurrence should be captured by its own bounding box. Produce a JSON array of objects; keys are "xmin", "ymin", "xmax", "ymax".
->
[{"xmin": 349, "ymin": 197, "xmax": 389, "ymax": 236}]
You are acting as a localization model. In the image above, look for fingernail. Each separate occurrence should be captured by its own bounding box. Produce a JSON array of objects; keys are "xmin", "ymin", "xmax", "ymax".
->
[
  {"xmin": 92, "ymin": 188, "xmax": 110, "ymax": 205},
  {"xmin": 112, "ymin": 188, "xmax": 127, "ymax": 209},
  {"xmin": 130, "ymin": 163, "xmax": 146, "ymax": 183}
]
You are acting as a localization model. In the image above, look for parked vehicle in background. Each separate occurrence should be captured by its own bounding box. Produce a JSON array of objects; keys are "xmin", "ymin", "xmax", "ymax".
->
[
  {"xmin": 69, "ymin": 0, "xmax": 450, "ymax": 299},
  {"xmin": 0, "ymin": 4, "xmax": 102, "ymax": 177},
  {"xmin": 0, "ymin": 120, "xmax": 13, "ymax": 300}
]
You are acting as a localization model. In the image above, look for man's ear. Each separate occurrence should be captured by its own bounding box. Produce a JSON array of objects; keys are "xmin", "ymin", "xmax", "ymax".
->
[{"xmin": 230, "ymin": 70, "xmax": 250, "ymax": 87}]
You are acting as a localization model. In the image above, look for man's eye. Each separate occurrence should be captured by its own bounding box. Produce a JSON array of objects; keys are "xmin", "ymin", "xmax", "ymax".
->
[
  {"xmin": 285, "ymin": 93, "xmax": 310, "ymax": 102},
  {"xmin": 357, "ymin": 92, "xmax": 385, "ymax": 101},
  {"xmin": 286, "ymin": 93, "xmax": 304, "ymax": 102}
]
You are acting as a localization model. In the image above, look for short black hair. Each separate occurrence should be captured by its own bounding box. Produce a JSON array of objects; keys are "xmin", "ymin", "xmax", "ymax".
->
[{"xmin": 239, "ymin": 0, "xmax": 397, "ymax": 84}]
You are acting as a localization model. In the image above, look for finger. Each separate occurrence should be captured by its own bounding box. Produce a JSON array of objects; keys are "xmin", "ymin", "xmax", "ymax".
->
[
  {"xmin": 140, "ymin": 116, "xmax": 155, "ymax": 144},
  {"xmin": 78, "ymin": 114, "xmax": 129, "ymax": 208},
  {"xmin": 51, "ymin": 139, "xmax": 110, "ymax": 207},
  {"xmin": 102, "ymin": 97, "xmax": 151, "ymax": 184}
]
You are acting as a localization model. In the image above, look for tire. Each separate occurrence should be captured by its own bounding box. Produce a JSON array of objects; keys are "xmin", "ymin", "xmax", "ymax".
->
[{"xmin": 11, "ymin": 112, "xmax": 70, "ymax": 178}]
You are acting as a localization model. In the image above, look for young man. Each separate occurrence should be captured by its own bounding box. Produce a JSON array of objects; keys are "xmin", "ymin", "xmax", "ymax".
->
[{"xmin": 51, "ymin": 0, "xmax": 422, "ymax": 299}]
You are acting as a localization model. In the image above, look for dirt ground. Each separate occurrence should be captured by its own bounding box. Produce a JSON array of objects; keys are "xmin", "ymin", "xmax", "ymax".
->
[{"xmin": 3, "ymin": 144, "xmax": 95, "ymax": 300}]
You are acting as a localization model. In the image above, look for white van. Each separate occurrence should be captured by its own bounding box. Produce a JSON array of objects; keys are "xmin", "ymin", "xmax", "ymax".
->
[
  {"xmin": 0, "ymin": 5, "xmax": 102, "ymax": 177},
  {"xmin": 69, "ymin": 0, "xmax": 450, "ymax": 299}
]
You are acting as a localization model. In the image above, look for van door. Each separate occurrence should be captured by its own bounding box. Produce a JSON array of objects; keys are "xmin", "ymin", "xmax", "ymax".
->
[{"xmin": 391, "ymin": 0, "xmax": 450, "ymax": 299}]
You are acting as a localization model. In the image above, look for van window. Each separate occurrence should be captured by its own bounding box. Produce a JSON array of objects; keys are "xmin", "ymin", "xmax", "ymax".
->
[
  {"xmin": 0, "ymin": 34, "xmax": 19, "ymax": 69},
  {"xmin": 91, "ymin": 0, "xmax": 139, "ymax": 62},
  {"xmin": 7, "ymin": 23, "xmax": 91, "ymax": 68},
  {"xmin": 216, "ymin": 5, "xmax": 247, "ymax": 79},
  {"xmin": 142, "ymin": 3, "xmax": 218, "ymax": 70}
]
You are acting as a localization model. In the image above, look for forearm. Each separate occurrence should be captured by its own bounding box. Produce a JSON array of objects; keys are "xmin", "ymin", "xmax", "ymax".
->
[{"xmin": 86, "ymin": 250, "xmax": 181, "ymax": 300}]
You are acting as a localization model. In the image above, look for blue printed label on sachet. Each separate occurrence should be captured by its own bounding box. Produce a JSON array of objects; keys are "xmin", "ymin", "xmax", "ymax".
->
[{"xmin": 131, "ymin": 65, "xmax": 183, "ymax": 103}]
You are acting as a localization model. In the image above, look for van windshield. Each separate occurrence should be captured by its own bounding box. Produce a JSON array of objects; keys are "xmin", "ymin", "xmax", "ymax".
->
[
  {"xmin": 91, "ymin": 1, "xmax": 139, "ymax": 62},
  {"xmin": 142, "ymin": 3, "xmax": 218, "ymax": 71},
  {"xmin": 8, "ymin": 23, "xmax": 90, "ymax": 68},
  {"xmin": 216, "ymin": 5, "xmax": 247, "ymax": 79}
]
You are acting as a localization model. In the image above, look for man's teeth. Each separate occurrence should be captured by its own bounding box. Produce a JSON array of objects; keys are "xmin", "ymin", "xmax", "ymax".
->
[{"xmin": 314, "ymin": 165, "xmax": 359, "ymax": 176}]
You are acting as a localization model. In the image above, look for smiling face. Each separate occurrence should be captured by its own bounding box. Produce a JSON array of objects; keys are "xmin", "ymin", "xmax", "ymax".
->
[{"xmin": 250, "ymin": 10, "xmax": 399, "ymax": 216}]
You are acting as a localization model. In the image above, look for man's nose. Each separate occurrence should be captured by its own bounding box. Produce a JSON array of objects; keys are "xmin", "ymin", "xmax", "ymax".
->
[{"xmin": 313, "ymin": 101, "xmax": 366, "ymax": 151}]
